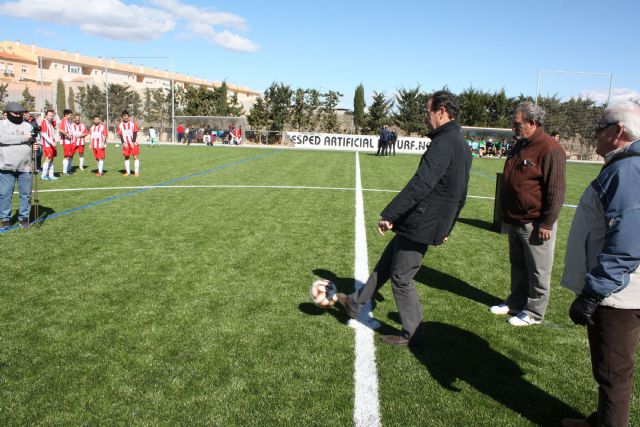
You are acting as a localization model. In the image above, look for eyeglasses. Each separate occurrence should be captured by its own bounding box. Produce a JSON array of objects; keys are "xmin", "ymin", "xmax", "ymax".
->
[{"xmin": 595, "ymin": 122, "xmax": 618, "ymax": 132}]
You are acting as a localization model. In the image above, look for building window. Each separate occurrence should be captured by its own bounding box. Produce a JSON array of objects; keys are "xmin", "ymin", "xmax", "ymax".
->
[
  {"xmin": 69, "ymin": 65, "xmax": 81, "ymax": 74},
  {"xmin": 21, "ymin": 65, "xmax": 27, "ymax": 73},
  {"xmin": 0, "ymin": 62, "xmax": 5, "ymax": 71},
  {"xmin": 6, "ymin": 64, "xmax": 14, "ymax": 75}
]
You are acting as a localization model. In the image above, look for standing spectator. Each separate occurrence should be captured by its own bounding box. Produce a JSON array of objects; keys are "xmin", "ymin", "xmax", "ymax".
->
[
  {"xmin": 39, "ymin": 109, "xmax": 58, "ymax": 181},
  {"xmin": 490, "ymin": 102, "xmax": 566, "ymax": 326},
  {"xmin": 117, "ymin": 111, "xmax": 140, "ymax": 176},
  {"xmin": 388, "ymin": 128, "xmax": 397, "ymax": 156},
  {"xmin": 377, "ymin": 124, "xmax": 390, "ymax": 156},
  {"xmin": 149, "ymin": 126, "xmax": 158, "ymax": 147},
  {"xmin": 560, "ymin": 102, "xmax": 640, "ymax": 427},
  {"xmin": 336, "ymin": 90, "xmax": 472, "ymax": 345},
  {"xmin": 0, "ymin": 102, "xmax": 38, "ymax": 230},
  {"xmin": 176, "ymin": 122, "xmax": 184, "ymax": 143}
]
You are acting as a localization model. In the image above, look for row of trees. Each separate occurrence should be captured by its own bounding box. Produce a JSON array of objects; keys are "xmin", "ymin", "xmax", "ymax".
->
[{"xmin": 247, "ymin": 83, "xmax": 343, "ymax": 140}]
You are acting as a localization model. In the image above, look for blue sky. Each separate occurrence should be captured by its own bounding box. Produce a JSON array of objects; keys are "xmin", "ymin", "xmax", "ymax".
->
[{"xmin": 1, "ymin": 0, "xmax": 639, "ymax": 108}]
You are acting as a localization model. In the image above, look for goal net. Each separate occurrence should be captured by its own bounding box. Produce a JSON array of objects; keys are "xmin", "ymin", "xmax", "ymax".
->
[
  {"xmin": 174, "ymin": 115, "xmax": 248, "ymax": 144},
  {"xmin": 536, "ymin": 70, "xmax": 612, "ymax": 160}
]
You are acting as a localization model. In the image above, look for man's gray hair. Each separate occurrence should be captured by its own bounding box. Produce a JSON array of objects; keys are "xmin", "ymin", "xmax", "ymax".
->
[
  {"xmin": 514, "ymin": 102, "xmax": 546, "ymax": 126},
  {"xmin": 603, "ymin": 101, "xmax": 640, "ymax": 141}
]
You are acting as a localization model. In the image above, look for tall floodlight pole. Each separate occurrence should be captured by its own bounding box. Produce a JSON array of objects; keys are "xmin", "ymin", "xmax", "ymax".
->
[
  {"xmin": 38, "ymin": 56, "xmax": 44, "ymax": 113},
  {"xmin": 104, "ymin": 63, "xmax": 110, "ymax": 140},
  {"xmin": 171, "ymin": 56, "xmax": 175, "ymax": 143}
]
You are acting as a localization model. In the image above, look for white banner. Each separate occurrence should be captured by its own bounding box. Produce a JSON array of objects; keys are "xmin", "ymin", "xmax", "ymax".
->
[{"xmin": 286, "ymin": 131, "xmax": 431, "ymax": 154}]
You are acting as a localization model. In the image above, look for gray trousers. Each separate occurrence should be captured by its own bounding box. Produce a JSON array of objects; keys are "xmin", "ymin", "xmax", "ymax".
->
[
  {"xmin": 505, "ymin": 222, "xmax": 557, "ymax": 321},
  {"xmin": 349, "ymin": 235, "xmax": 428, "ymax": 339}
]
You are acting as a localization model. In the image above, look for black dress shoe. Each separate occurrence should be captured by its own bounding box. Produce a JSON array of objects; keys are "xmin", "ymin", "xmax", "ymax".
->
[
  {"xmin": 19, "ymin": 218, "xmax": 29, "ymax": 229},
  {"xmin": 336, "ymin": 293, "xmax": 359, "ymax": 319},
  {"xmin": 380, "ymin": 335, "xmax": 411, "ymax": 346},
  {"xmin": 1, "ymin": 220, "xmax": 10, "ymax": 231}
]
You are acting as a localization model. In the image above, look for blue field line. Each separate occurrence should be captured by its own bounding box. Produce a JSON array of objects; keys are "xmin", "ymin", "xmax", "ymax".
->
[
  {"xmin": 1, "ymin": 151, "xmax": 279, "ymax": 234},
  {"xmin": 471, "ymin": 168, "xmax": 497, "ymax": 180}
]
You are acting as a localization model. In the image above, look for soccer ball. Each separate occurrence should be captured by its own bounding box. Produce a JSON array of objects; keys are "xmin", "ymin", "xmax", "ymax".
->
[
  {"xmin": 115, "ymin": 143, "xmax": 120, "ymax": 147},
  {"xmin": 310, "ymin": 279, "xmax": 338, "ymax": 308}
]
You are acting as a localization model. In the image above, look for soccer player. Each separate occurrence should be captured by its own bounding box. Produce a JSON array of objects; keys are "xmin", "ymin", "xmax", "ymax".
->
[
  {"xmin": 59, "ymin": 109, "xmax": 74, "ymax": 174},
  {"xmin": 117, "ymin": 111, "xmax": 140, "ymax": 176},
  {"xmin": 71, "ymin": 114, "xmax": 88, "ymax": 171},
  {"xmin": 39, "ymin": 109, "xmax": 58, "ymax": 181},
  {"xmin": 90, "ymin": 116, "xmax": 108, "ymax": 176}
]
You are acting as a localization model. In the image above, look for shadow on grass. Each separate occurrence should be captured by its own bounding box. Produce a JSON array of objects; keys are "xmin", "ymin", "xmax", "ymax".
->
[
  {"xmin": 411, "ymin": 321, "xmax": 583, "ymax": 425},
  {"xmin": 456, "ymin": 216, "xmax": 494, "ymax": 232},
  {"xmin": 415, "ymin": 266, "xmax": 502, "ymax": 307},
  {"xmin": 7, "ymin": 205, "xmax": 56, "ymax": 229}
]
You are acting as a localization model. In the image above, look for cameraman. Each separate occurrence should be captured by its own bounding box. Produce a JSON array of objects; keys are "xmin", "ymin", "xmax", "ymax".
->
[
  {"xmin": 0, "ymin": 102, "xmax": 39, "ymax": 230},
  {"xmin": 24, "ymin": 110, "xmax": 43, "ymax": 172}
]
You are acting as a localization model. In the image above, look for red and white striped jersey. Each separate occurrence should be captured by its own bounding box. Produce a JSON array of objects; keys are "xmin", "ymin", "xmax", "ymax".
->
[
  {"xmin": 71, "ymin": 123, "xmax": 88, "ymax": 146},
  {"xmin": 60, "ymin": 118, "xmax": 73, "ymax": 144},
  {"xmin": 90, "ymin": 124, "xmax": 108, "ymax": 149},
  {"xmin": 117, "ymin": 121, "xmax": 139, "ymax": 146},
  {"xmin": 40, "ymin": 119, "xmax": 56, "ymax": 147}
]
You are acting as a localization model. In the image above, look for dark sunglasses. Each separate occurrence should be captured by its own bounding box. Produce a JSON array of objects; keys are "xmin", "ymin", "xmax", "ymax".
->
[{"xmin": 595, "ymin": 122, "xmax": 618, "ymax": 132}]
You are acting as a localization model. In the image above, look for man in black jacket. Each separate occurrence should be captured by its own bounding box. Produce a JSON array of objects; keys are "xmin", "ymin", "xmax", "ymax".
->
[{"xmin": 337, "ymin": 90, "xmax": 472, "ymax": 345}]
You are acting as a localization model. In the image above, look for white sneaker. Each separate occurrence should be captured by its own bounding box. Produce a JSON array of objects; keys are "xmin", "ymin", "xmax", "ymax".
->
[
  {"xmin": 490, "ymin": 303, "xmax": 510, "ymax": 315},
  {"xmin": 508, "ymin": 311, "xmax": 541, "ymax": 326}
]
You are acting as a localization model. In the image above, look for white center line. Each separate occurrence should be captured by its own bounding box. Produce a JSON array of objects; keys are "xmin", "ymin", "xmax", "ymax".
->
[{"xmin": 352, "ymin": 152, "xmax": 382, "ymax": 427}]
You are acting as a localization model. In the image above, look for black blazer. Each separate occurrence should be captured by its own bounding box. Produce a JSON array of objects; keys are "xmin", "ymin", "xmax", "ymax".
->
[{"xmin": 381, "ymin": 120, "xmax": 471, "ymax": 245}]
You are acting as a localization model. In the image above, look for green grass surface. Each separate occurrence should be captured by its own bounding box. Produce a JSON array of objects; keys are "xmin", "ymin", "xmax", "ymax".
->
[{"xmin": 0, "ymin": 145, "xmax": 636, "ymax": 426}]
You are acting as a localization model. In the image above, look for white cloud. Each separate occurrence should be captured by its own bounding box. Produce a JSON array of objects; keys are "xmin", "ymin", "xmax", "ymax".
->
[
  {"xmin": 2, "ymin": 0, "xmax": 174, "ymax": 41},
  {"xmin": 1, "ymin": 0, "xmax": 258, "ymax": 52},
  {"xmin": 578, "ymin": 88, "xmax": 640, "ymax": 105},
  {"xmin": 150, "ymin": 0, "xmax": 258, "ymax": 52}
]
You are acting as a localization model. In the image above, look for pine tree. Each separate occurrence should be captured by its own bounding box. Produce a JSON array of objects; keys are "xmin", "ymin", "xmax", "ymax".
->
[
  {"xmin": 21, "ymin": 86, "xmax": 36, "ymax": 111},
  {"xmin": 56, "ymin": 79, "xmax": 66, "ymax": 114},
  {"xmin": 353, "ymin": 84, "xmax": 365, "ymax": 133},
  {"xmin": 67, "ymin": 87, "xmax": 75, "ymax": 112},
  {"xmin": 365, "ymin": 92, "xmax": 393, "ymax": 134},
  {"xmin": 394, "ymin": 86, "xmax": 426, "ymax": 135}
]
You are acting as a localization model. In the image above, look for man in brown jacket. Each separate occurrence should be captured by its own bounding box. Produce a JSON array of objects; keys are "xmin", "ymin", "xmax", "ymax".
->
[{"xmin": 490, "ymin": 102, "xmax": 566, "ymax": 326}]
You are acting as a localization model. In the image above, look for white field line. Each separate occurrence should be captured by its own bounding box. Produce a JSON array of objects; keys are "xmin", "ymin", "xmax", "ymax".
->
[
  {"xmin": 29, "ymin": 185, "xmax": 578, "ymax": 208},
  {"xmin": 351, "ymin": 152, "xmax": 382, "ymax": 427}
]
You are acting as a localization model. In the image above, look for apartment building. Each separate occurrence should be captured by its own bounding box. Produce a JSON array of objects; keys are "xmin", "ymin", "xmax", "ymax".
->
[{"xmin": 0, "ymin": 40, "xmax": 260, "ymax": 112}]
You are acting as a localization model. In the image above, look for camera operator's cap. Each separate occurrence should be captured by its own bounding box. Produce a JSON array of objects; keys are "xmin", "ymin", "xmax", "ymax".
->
[{"xmin": 4, "ymin": 102, "xmax": 26, "ymax": 113}]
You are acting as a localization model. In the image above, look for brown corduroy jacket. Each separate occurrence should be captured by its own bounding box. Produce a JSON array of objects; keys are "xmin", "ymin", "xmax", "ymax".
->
[{"xmin": 500, "ymin": 127, "xmax": 566, "ymax": 229}]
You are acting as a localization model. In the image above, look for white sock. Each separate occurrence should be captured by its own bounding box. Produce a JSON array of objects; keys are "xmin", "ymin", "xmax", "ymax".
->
[
  {"xmin": 41, "ymin": 161, "xmax": 49, "ymax": 178},
  {"xmin": 98, "ymin": 159, "xmax": 103, "ymax": 174},
  {"xmin": 79, "ymin": 156, "xmax": 84, "ymax": 169},
  {"xmin": 62, "ymin": 158, "xmax": 68, "ymax": 173},
  {"xmin": 125, "ymin": 159, "xmax": 130, "ymax": 174},
  {"xmin": 49, "ymin": 164, "xmax": 54, "ymax": 178},
  {"xmin": 134, "ymin": 159, "xmax": 140, "ymax": 175}
]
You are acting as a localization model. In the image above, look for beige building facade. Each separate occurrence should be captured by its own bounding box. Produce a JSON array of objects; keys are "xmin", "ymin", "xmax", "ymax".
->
[{"xmin": 0, "ymin": 40, "xmax": 260, "ymax": 113}]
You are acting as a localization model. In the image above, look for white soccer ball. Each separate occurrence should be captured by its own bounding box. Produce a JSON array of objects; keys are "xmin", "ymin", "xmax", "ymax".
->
[
  {"xmin": 310, "ymin": 279, "xmax": 338, "ymax": 308},
  {"xmin": 115, "ymin": 143, "xmax": 120, "ymax": 148}
]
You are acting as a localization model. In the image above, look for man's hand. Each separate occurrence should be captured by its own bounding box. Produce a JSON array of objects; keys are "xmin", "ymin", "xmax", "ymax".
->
[
  {"xmin": 378, "ymin": 219, "xmax": 393, "ymax": 236},
  {"xmin": 538, "ymin": 226, "xmax": 552, "ymax": 241},
  {"xmin": 569, "ymin": 293, "xmax": 599, "ymax": 326}
]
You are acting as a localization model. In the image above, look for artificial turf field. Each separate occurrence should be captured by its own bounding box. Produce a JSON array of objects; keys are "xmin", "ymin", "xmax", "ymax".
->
[{"xmin": 0, "ymin": 144, "xmax": 637, "ymax": 426}]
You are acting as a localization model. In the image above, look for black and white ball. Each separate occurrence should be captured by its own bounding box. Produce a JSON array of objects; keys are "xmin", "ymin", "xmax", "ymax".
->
[{"xmin": 309, "ymin": 279, "xmax": 338, "ymax": 308}]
